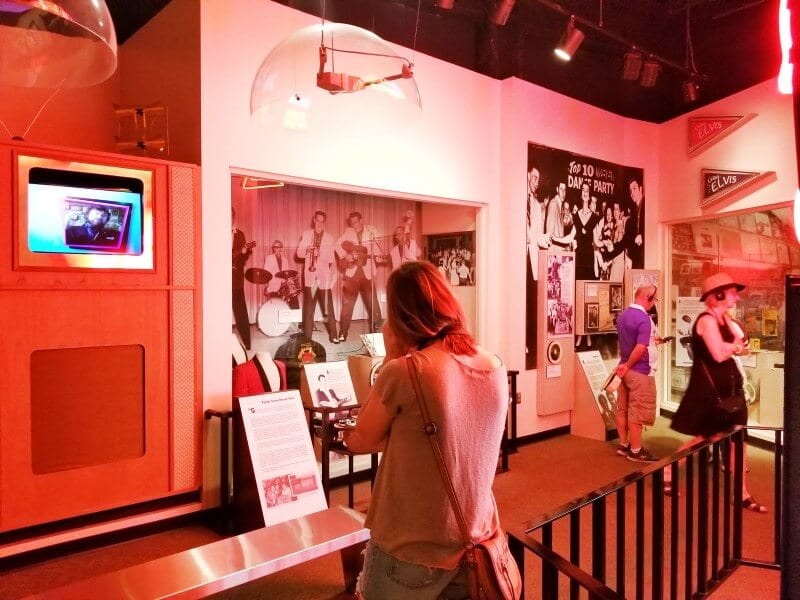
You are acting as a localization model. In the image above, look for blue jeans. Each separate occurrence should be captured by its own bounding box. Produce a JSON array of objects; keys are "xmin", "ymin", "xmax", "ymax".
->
[{"xmin": 357, "ymin": 542, "xmax": 469, "ymax": 599}]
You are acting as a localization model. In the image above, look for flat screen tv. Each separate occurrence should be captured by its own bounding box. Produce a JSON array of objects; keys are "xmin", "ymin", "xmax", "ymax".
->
[{"xmin": 16, "ymin": 154, "xmax": 154, "ymax": 270}]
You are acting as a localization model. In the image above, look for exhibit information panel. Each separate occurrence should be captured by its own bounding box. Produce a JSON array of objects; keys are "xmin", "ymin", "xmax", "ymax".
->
[{"xmin": 238, "ymin": 391, "xmax": 327, "ymax": 526}]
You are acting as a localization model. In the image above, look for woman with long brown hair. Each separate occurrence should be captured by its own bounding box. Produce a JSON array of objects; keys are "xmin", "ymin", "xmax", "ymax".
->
[{"xmin": 344, "ymin": 261, "xmax": 515, "ymax": 598}]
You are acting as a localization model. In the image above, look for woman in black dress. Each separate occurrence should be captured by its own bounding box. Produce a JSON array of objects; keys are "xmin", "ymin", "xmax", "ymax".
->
[
  {"xmin": 668, "ymin": 273, "xmax": 766, "ymax": 512},
  {"xmin": 573, "ymin": 182, "xmax": 599, "ymax": 280}
]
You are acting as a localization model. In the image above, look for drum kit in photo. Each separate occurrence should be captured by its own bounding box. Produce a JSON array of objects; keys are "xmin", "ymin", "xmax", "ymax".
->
[{"xmin": 245, "ymin": 267, "xmax": 302, "ymax": 337}]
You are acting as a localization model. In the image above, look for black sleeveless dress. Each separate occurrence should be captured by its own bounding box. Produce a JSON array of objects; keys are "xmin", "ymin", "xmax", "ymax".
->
[{"xmin": 670, "ymin": 312, "xmax": 748, "ymax": 437}]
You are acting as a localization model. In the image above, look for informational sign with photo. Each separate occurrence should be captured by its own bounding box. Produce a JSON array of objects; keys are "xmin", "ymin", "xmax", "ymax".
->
[
  {"xmin": 238, "ymin": 390, "xmax": 327, "ymax": 526},
  {"xmin": 675, "ymin": 296, "xmax": 706, "ymax": 366},
  {"xmin": 304, "ymin": 360, "xmax": 357, "ymax": 411},
  {"xmin": 576, "ymin": 351, "xmax": 618, "ymax": 431}
]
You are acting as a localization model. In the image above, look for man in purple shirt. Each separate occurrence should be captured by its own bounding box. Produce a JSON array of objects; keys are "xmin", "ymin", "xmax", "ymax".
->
[{"xmin": 614, "ymin": 284, "xmax": 659, "ymax": 462}]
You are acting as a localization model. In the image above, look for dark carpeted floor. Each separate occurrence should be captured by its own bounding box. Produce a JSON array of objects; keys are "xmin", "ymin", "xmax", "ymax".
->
[{"xmin": 0, "ymin": 416, "xmax": 779, "ymax": 599}]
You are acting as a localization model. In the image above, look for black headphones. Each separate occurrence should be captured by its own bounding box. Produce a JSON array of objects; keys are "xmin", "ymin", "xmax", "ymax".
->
[{"xmin": 647, "ymin": 285, "xmax": 658, "ymax": 303}]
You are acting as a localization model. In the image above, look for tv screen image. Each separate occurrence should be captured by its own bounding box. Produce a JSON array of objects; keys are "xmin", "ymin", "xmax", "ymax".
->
[
  {"xmin": 28, "ymin": 168, "xmax": 142, "ymax": 256},
  {"xmin": 63, "ymin": 198, "xmax": 131, "ymax": 251},
  {"xmin": 16, "ymin": 155, "xmax": 154, "ymax": 271}
]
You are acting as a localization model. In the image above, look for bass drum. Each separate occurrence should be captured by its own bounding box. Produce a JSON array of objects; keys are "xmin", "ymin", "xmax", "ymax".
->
[{"xmin": 257, "ymin": 298, "xmax": 290, "ymax": 337}]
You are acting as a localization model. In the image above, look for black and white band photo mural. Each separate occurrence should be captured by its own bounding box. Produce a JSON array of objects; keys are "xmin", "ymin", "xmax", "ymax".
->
[{"xmin": 525, "ymin": 142, "xmax": 645, "ymax": 370}]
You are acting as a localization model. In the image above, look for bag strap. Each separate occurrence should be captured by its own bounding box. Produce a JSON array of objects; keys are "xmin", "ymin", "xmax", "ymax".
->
[
  {"xmin": 699, "ymin": 360, "xmax": 720, "ymax": 401},
  {"xmin": 406, "ymin": 355, "xmax": 475, "ymax": 550}
]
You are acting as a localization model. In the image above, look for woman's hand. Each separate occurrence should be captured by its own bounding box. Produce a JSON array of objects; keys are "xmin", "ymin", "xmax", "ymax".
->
[{"xmin": 382, "ymin": 321, "xmax": 410, "ymax": 362}]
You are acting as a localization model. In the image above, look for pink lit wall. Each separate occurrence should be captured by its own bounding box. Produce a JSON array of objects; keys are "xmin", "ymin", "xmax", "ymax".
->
[
  {"xmin": 495, "ymin": 78, "xmax": 661, "ymax": 435},
  {"xmin": 199, "ymin": 0, "xmax": 663, "ymax": 456},
  {"xmin": 117, "ymin": 0, "xmax": 201, "ymax": 166},
  {"xmin": 658, "ymin": 78, "xmax": 797, "ymax": 221},
  {"xmin": 0, "ymin": 80, "xmax": 118, "ymax": 151},
  {"xmin": 0, "ymin": 0, "xmax": 201, "ymax": 161},
  {"xmin": 200, "ymin": 0, "xmax": 504, "ymax": 503}
]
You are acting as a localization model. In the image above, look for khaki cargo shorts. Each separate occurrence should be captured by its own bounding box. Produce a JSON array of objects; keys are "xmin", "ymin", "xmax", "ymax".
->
[{"xmin": 616, "ymin": 370, "xmax": 656, "ymax": 426}]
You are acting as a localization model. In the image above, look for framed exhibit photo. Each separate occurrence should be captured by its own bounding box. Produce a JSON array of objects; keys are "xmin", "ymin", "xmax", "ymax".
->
[
  {"xmin": 609, "ymin": 284, "xmax": 623, "ymax": 311},
  {"xmin": 425, "ymin": 231, "xmax": 475, "ymax": 286},
  {"xmin": 692, "ymin": 224, "xmax": 718, "ymax": 256},
  {"xmin": 719, "ymin": 229, "xmax": 743, "ymax": 259},
  {"xmin": 585, "ymin": 303, "xmax": 599, "ymax": 331},
  {"xmin": 546, "ymin": 253, "xmax": 575, "ymax": 338}
]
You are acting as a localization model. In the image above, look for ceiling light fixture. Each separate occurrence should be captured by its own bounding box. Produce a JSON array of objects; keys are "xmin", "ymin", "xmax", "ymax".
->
[
  {"xmin": 0, "ymin": 0, "xmax": 118, "ymax": 89},
  {"xmin": 639, "ymin": 59, "xmax": 661, "ymax": 87},
  {"xmin": 554, "ymin": 16, "xmax": 585, "ymax": 61},
  {"xmin": 534, "ymin": 0, "xmax": 705, "ymax": 92},
  {"xmin": 682, "ymin": 79, "xmax": 700, "ymax": 103},
  {"xmin": 622, "ymin": 50, "xmax": 643, "ymax": 81},
  {"xmin": 250, "ymin": 23, "xmax": 422, "ymax": 133},
  {"xmin": 682, "ymin": 2, "xmax": 702, "ymax": 103},
  {"xmin": 489, "ymin": 0, "xmax": 517, "ymax": 26}
]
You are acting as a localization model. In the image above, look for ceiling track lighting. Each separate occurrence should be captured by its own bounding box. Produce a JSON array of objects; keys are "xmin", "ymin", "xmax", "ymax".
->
[
  {"xmin": 554, "ymin": 16, "xmax": 585, "ymax": 61},
  {"xmin": 533, "ymin": 0, "xmax": 704, "ymax": 85},
  {"xmin": 639, "ymin": 59, "xmax": 661, "ymax": 87},
  {"xmin": 622, "ymin": 50, "xmax": 643, "ymax": 80},
  {"xmin": 489, "ymin": 0, "xmax": 517, "ymax": 26}
]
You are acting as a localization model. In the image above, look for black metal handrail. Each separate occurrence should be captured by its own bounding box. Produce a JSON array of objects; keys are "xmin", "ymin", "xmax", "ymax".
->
[{"xmin": 508, "ymin": 425, "xmax": 783, "ymax": 599}]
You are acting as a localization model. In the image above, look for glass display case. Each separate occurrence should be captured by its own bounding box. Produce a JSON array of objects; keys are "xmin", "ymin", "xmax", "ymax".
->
[{"xmin": 665, "ymin": 206, "xmax": 796, "ymax": 442}]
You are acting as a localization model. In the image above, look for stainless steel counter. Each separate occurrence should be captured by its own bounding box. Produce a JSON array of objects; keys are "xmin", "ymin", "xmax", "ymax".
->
[{"xmin": 29, "ymin": 505, "xmax": 369, "ymax": 599}]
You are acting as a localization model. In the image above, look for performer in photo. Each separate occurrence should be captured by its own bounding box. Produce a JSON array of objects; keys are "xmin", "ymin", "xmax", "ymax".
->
[
  {"xmin": 551, "ymin": 198, "xmax": 576, "ymax": 250},
  {"xmin": 231, "ymin": 207, "xmax": 253, "ymax": 350},
  {"xmin": 389, "ymin": 212, "xmax": 421, "ymax": 271},
  {"xmin": 526, "ymin": 165, "xmax": 551, "ymax": 280},
  {"xmin": 545, "ymin": 181, "xmax": 567, "ymax": 240},
  {"xmin": 526, "ymin": 165, "xmax": 550, "ymax": 370},
  {"xmin": 602, "ymin": 201, "xmax": 627, "ymax": 281},
  {"xmin": 623, "ymin": 177, "xmax": 645, "ymax": 269},
  {"xmin": 593, "ymin": 204, "xmax": 615, "ymax": 280},
  {"xmin": 335, "ymin": 211, "xmax": 387, "ymax": 342},
  {"xmin": 264, "ymin": 240, "xmax": 299, "ymax": 309},
  {"xmin": 65, "ymin": 205, "xmax": 121, "ymax": 247},
  {"xmin": 296, "ymin": 210, "xmax": 338, "ymax": 343},
  {"xmin": 573, "ymin": 182, "xmax": 599, "ymax": 280},
  {"xmin": 315, "ymin": 373, "xmax": 349, "ymax": 408}
]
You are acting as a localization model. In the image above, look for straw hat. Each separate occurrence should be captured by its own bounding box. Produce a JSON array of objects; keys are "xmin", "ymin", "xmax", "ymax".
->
[{"xmin": 700, "ymin": 272, "xmax": 746, "ymax": 302}]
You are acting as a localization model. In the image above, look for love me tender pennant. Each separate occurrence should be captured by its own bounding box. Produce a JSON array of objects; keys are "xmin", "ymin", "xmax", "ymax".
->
[
  {"xmin": 688, "ymin": 114, "xmax": 756, "ymax": 155},
  {"xmin": 701, "ymin": 168, "xmax": 775, "ymax": 208}
]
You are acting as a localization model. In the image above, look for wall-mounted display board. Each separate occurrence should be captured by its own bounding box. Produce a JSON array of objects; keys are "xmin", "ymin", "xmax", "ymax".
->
[
  {"xmin": 574, "ymin": 280, "xmax": 623, "ymax": 335},
  {"xmin": 537, "ymin": 250, "xmax": 576, "ymax": 415}
]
